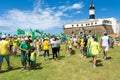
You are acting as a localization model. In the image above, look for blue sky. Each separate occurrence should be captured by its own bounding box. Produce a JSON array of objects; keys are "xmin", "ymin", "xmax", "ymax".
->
[{"xmin": 0, "ymin": 0, "xmax": 120, "ymax": 35}]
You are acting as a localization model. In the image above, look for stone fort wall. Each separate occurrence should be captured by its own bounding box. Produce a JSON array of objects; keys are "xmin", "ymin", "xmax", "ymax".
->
[{"xmin": 63, "ymin": 25, "xmax": 114, "ymax": 35}]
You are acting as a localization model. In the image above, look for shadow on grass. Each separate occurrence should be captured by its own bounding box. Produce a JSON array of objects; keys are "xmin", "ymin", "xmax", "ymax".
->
[
  {"xmin": 96, "ymin": 60, "xmax": 103, "ymax": 67},
  {"xmin": 90, "ymin": 60, "xmax": 103, "ymax": 67},
  {"xmin": 29, "ymin": 63, "xmax": 43, "ymax": 70},
  {"xmin": 96, "ymin": 63, "xmax": 103, "ymax": 67},
  {"xmin": 106, "ymin": 57, "xmax": 112, "ymax": 60},
  {"xmin": 71, "ymin": 49, "xmax": 76, "ymax": 55},
  {"xmin": 0, "ymin": 67, "xmax": 21, "ymax": 73}
]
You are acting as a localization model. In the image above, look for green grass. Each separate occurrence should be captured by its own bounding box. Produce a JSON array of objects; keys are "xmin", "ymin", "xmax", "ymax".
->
[{"xmin": 0, "ymin": 44, "xmax": 120, "ymax": 80}]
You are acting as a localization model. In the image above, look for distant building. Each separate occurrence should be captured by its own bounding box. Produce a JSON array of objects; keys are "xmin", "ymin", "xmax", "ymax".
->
[{"xmin": 63, "ymin": 2, "xmax": 120, "ymax": 35}]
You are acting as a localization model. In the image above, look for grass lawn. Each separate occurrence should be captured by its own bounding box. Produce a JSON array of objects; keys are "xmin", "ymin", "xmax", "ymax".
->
[{"xmin": 0, "ymin": 44, "xmax": 120, "ymax": 80}]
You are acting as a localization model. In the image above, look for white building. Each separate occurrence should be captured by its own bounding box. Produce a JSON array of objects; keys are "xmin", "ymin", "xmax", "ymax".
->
[{"xmin": 63, "ymin": 2, "xmax": 120, "ymax": 34}]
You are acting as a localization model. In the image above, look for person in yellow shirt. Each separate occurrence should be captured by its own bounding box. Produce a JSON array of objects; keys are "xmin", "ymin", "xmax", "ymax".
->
[
  {"xmin": 79, "ymin": 38, "xmax": 84, "ymax": 57},
  {"xmin": 8, "ymin": 36, "xmax": 13, "ymax": 55},
  {"xmin": 90, "ymin": 38, "xmax": 100, "ymax": 68},
  {"xmin": 66, "ymin": 38, "xmax": 72, "ymax": 56},
  {"xmin": 36, "ymin": 39, "xmax": 41, "ymax": 56},
  {"xmin": 12, "ymin": 37, "xmax": 19, "ymax": 56},
  {"xmin": 77, "ymin": 38, "xmax": 81, "ymax": 49},
  {"xmin": 42, "ymin": 38, "xmax": 49, "ymax": 61},
  {"xmin": 0, "ymin": 35, "xmax": 12, "ymax": 72}
]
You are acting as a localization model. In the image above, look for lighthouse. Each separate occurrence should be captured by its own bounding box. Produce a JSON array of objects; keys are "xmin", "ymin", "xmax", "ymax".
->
[{"xmin": 89, "ymin": 2, "xmax": 95, "ymax": 20}]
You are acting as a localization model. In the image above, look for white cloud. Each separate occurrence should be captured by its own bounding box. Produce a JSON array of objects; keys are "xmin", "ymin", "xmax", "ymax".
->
[
  {"xmin": 0, "ymin": 0, "xmax": 84, "ymax": 34},
  {"xmin": 59, "ymin": 2, "xmax": 84, "ymax": 12},
  {"xmin": 76, "ymin": 11, "xmax": 81, "ymax": 14},
  {"xmin": 71, "ymin": 3, "xmax": 84, "ymax": 9}
]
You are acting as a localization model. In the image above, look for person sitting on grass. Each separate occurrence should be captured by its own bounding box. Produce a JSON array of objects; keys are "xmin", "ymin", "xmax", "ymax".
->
[{"xmin": 90, "ymin": 38, "xmax": 100, "ymax": 68}]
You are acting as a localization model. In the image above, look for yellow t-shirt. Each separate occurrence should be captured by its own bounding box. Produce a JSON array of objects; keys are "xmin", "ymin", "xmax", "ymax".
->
[
  {"xmin": 36, "ymin": 41, "xmax": 40, "ymax": 48},
  {"xmin": 77, "ymin": 38, "xmax": 81, "ymax": 43},
  {"xmin": 43, "ymin": 40, "xmax": 49, "ymax": 50},
  {"xmin": 30, "ymin": 51, "xmax": 36, "ymax": 61},
  {"xmin": 67, "ymin": 40, "xmax": 72, "ymax": 47},
  {"xmin": 13, "ymin": 40, "xmax": 18, "ymax": 47},
  {"xmin": 0, "ymin": 40, "xmax": 9, "ymax": 55},
  {"xmin": 80, "ymin": 39, "xmax": 84, "ymax": 47},
  {"xmin": 90, "ymin": 41, "xmax": 100, "ymax": 55}
]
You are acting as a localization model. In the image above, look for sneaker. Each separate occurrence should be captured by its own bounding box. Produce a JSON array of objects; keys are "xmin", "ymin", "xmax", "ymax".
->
[
  {"xmin": 67, "ymin": 54, "xmax": 70, "ymax": 56},
  {"xmin": 80, "ymin": 55, "xmax": 84, "ymax": 58},
  {"xmin": 8, "ymin": 66, "xmax": 13, "ymax": 70},
  {"xmin": 103, "ymin": 56, "xmax": 107, "ymax": 60},
  {"xmin": 93, "ymin": 65, "xmax": 96, "ymax": 68},
  {"xmin": 83, "ymin": 56, "xmax": 86, "ymax": 58},
  {"xmin": 21, "ymin": 66, "xmax": 26, "ymax": 70}
]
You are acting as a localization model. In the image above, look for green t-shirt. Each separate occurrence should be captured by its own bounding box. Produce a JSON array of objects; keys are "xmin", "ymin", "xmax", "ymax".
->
[
  {"xmin": 57, "ymin": 40, "xmax": 61, "ymax": 47},
  {"xmin": 20, "ymin": 41, "xmax": 30, "ymax": 53}
]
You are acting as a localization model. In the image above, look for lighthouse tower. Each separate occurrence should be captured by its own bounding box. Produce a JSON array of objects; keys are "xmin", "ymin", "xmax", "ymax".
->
[{"xmin": 89, "ymin": 2, "xmax": 95, "ymax": 20}]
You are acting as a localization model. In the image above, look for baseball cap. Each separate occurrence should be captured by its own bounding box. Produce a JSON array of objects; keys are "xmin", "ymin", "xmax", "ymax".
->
[
  {"xmin": 24, "ymin": 37, "xmax": 29, "ymax": 40},
  {"xmin": 104, "ymin": 32, "xmax": 107, "ymax": 35},
  {"xmin": 1, "ymin": 35, "xmax": 6, "ymax": 38}
]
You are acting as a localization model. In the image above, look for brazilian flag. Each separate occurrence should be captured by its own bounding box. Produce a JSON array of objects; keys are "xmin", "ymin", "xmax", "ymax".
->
[
  {"xmin": 30, "ymin": 28, "xmax": 35, "ymax": 41},
  {"xmin": 17, "ymin": 29, "xmax": 25, "ymax": 35}
]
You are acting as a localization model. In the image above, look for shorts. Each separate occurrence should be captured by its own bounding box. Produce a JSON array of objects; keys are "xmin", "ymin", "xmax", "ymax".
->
[
  {"xmin": 20, "ymin": 52, "xmax": 30, "ymax": 62},
  {"xmin": 102, "ymin": 46, "xmax": 109, "ymax": 51},
  {"xmin": 80, "ymin": 46, "xmax": 83, "ymax": 50},
  {"xmin": 30, "ymin": 60, "xmax": 36, "ymax": 66},
  {"xmin": 83, "ymin": 47, "xmax": 87, "ymax": 53},
  {"xmin": 0, "ymin": 55, "xmax": 9, "ymax": 63},
  {"xmin": 57, "ymin": 47, "xmax": 60, "ymax": 53},
  {"xmin": 12, "ymin": 46, "xmax": 17, "ymax": 52}
]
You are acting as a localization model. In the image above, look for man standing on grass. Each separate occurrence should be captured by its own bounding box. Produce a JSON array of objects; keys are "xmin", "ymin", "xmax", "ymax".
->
[
  {"xmin": 0, "ymin": 35, "xmax": 12, "ymax": 72},
  {"xmin": 19, "ymin": 37, "xmax": 30, "ymax": 70},
  {"xmin": 100, "ymin": 32, "xmax": 110, "ymax": 60},
  {"xmin": 43, "ymin": 38, "xmax": 50, "ymax": 61}
]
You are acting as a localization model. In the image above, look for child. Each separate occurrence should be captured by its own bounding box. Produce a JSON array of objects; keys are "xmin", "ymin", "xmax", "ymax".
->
[
  {"xmin": 66, "ymin": 38, "xmax": 72, "ymax": 56},
  {"xmin": 30, "ymin": 47, "xmax": 36, "ymax": 69}
]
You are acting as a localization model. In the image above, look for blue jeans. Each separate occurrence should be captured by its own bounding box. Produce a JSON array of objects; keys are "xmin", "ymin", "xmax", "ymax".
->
[
  {"xmin": 44, "ymin": 50, "xmax": 49, "ymax": 57},
  {"xmin": 0, "ymin": 55, "xmax": 10, "ymax": 63}
]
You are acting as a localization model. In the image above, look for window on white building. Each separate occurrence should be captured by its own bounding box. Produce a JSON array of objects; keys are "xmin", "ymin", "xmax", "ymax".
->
[
  {"xmin": 72, "ymin": 25, "xmax": 74, "ymax": 27},
  {"xmin": 91, "ymin": 23, "xmax": 93, "ymax": 25},
  {"xmin": 77, "ymin": 24, "xmax": 79, "ymax": 27},
  {"xmin": 81, "ymin": 24, "xmax": 83, "ymax": 26},
  {"xmin": 95, "ymin": 22, "xmax": 97, "ymax": 25}
]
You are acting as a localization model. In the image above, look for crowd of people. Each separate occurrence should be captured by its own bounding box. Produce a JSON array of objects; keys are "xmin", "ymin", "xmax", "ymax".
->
[{"xmin": 0, "ymin": 32, "xmax": 115, "ymax": 72}]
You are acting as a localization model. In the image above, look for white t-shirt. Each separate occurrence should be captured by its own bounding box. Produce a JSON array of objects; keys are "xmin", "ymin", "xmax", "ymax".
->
[
  {"xmin": 51, "ymin": 40, "xmax": 57, "ymax": 48},
  {"xmin": 101, "ymin": 36, "xmax": 109, "ymax": 46},
  {"xmin": 73, "ymin": 38, "xmax": 77, "ymax": 43},
  {"xmin": 50, "ymin": 38, "xmax": 53, "ymax": 44}
]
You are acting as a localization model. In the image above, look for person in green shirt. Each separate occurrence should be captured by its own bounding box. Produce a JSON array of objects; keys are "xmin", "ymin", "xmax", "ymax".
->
[{"xmin": 19, "ymin": 37, "xmax": 30, "ymax": 70}]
